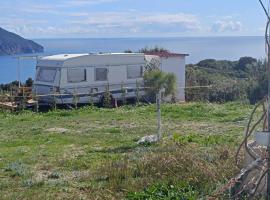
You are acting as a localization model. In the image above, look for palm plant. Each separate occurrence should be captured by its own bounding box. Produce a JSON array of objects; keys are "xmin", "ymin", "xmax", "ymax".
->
[{"xmin": 144, "ymin": 69, "xmax": 177, "ymax": 140}]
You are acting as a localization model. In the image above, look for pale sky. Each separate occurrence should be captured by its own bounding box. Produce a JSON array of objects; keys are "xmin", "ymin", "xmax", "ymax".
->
[{"xmin": 0, "ymin": 0, "xmax": 268, "ymax": 38}]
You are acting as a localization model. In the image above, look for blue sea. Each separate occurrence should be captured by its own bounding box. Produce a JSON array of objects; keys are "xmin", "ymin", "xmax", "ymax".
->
[{"xmin": 0, "ymin": 36, "xmax": 266, "ymax": 84}]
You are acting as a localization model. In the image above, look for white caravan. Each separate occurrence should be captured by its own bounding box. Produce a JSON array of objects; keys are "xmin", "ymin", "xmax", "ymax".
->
[
  {"xmin": 33, "ymin": 52, "xmax": 188, "ymax": 105},
  {"xmin": 33, "ymin": 53, "xmax": 148, "ymax": 105}
]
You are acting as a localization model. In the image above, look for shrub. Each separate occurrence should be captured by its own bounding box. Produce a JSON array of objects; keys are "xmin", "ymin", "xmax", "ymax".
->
[{"xmin": 127, "ymin": 183, "xmax": 199, "ymax": 200}]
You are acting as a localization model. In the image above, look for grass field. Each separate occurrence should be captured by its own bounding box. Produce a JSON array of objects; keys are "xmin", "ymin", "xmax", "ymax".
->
[{"xmin": 0, "ymin": 102, "xmax": 252, "ymax": 199}]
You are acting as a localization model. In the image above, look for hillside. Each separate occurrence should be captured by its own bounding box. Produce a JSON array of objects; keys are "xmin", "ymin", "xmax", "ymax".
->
[
  {"xmin": 0, "ymin": 103, "xmax": 250, "ymax": 199},
  {"xmin": 0, "ymin": 27, "xmax": 43, "ymax": 55},
  {"xmin": 186, "ymin": 57, "xmax": 267, "ymax": 104}
]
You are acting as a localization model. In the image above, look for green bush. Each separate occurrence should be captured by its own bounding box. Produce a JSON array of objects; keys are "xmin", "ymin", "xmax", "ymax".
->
[
  {"xmin": 186, "ymin": 57, "xmax": 267, "ymax": 104},
  {"xmin": 126, "ymin": 183, "xmax": 199, "ymax": 200},
  {"xmin": 173, "ymin": 133, "xmax": 237, "ymax": 146}
]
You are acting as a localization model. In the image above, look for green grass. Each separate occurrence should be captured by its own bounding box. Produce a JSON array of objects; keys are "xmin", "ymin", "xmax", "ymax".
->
[{"xmin": 0, "ymin": 102, "xmax": 252, "ymax": 199}]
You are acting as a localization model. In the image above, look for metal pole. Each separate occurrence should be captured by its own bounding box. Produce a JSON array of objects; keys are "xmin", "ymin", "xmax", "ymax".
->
[
  {"xmin": 258, "ymin": 1, "xmax": 270, "ymax": 197},
  {"xmin": 266, "ymin": 27, "xmax": 270, "ymax": 200}
]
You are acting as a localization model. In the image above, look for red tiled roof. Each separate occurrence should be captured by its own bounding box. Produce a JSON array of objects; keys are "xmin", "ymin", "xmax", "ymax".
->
[{"xmin": 145, "ymin": 52, "xmax": 189, "ymax": 58}]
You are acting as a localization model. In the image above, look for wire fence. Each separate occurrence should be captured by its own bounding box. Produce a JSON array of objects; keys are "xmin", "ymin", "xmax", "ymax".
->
[
  {"xmin": 0, "ymin": 83, "xmax": 252, "ymax": 113},
  {"xmin": 0, "ymin": 84, "xmax": 148, "ymax": 111}
]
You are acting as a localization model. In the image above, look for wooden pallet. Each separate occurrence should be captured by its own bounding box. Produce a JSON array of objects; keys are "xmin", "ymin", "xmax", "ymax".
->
[{"xmin": 0, "ymin": 102, "xmax": 18, "ymax": 111}]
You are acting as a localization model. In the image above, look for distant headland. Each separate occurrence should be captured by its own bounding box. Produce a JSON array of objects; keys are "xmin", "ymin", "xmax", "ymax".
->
[{"xmin": 0, "ymin": 27, "xmax": 44, "ymax": 56}]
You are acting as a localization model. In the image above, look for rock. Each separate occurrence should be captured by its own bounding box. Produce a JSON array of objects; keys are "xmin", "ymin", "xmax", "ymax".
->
[
  {"xmin": 0, "ymin": 27, "xmax": 44, "ymax": 55},
  {"xmin": 137, "ymin": 135, "xmax": 159, "ymax": 144}
]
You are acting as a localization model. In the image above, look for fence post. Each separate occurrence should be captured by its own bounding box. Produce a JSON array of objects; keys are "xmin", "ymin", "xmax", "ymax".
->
[
  {"xmin": 157, "ymin": 90, "xmax": 162, "ymax": 141},
  {"xmin": 89, "ymin": 91, "xmax": 94, "ymax": 107},
  {"xmin": 136, "ymin": 80, "xmax": 140, "ymax": 105},
  {"xmin": 121, "ymin": 82, "xmax": 126, "ymax": 106},
  {"xmin": 104, "ymin": 83, "xmax": 112, "ymax": 108},
  {"xmin": 34, "ymin": 91, "xmax": 39, "ymax": 112},
  {"xmin": 73, "ymin": 88, "xmax": 78, "ymax": 109},
  {"xmin": 53, "ymin": 92, "xmax": 57, "ymax": 111}
]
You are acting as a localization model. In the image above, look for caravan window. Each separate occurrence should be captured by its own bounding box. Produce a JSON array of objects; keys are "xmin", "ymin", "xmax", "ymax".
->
[
  {"xmin": 67, "ymin": 68, "xmax": 87, "ymax": 83},
  {"xmin": 36, "ymin": 68, "xmax": 57, "ymax": 83},
  {"xmin": 95, "ymin": 68, "xmax": 108, "ymax": 81},
  {"xmin": 127, "ymin": 66, "xmax": 143, "ymax": 79}
]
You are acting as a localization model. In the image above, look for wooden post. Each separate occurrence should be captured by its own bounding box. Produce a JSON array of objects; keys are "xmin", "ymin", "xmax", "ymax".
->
[
  {"xmin": 121, "ymin": 82, "xmax": 126, "ymax": 106},
  {"xmin": 53, "ymin": 92, "xmax": 57, "ymax": 111},
  {"xmin": 89, "ymin": 91, "xmax": 94, "ymax": 107},
  {"xmin": 157, "ymin": 90, "xmax": 162, "ymax": 140},
  {"xmin": 22, "ymin": 87, "xmax": 25, "ymax": 110},
  {"xmin": 136, "ymin": 80, "xmax": 140, "ymax": 105},
  {"xmin": 34, "ymin": 91, "xmax": 39, "ymax": 112},
  {"xmin": 72, "ymin": 87, "xmax": 79, "ymax": 109}
]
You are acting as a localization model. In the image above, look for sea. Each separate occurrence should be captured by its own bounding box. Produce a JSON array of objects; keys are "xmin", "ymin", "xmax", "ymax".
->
[{"xmin": 0, "ymin": 36, "xmax": 266, "ymax": 84}]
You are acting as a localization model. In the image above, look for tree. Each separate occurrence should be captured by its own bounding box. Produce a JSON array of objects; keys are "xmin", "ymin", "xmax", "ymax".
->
[
  {"xmin": 144, "ymin": 70, "xmax": 177, "ymax": 101},
  {"xmin": 235, "ymin": 57, "xmax": 257, "ymax": 71},
  {"xmin": 139, "ymin": 46, "xmax": 170, "ymax": 54},
  {"xmin": 144, "ymin": 70, "xmax": 177, "ymax": 140},
  {"xmin": 25, "ymin": 78, "xmax": 33, "ymax": 87}
]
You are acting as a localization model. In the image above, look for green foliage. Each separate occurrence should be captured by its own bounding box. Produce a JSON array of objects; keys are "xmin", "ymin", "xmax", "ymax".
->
[
  {"xmin": 25, "ymin": 78, "xmax": 34, "ymax": 87},
  {"xmin": 186, "ymin": 57, "xmax": 267, "ymax": 104},
  {"xmin": 173, "ymin": 133, "xmax": 238, "ymax": 146},
  {"xmin": 144, "ymin": 70, "xmax": 177, "ymax": 101},
  {"xmin": 127, "ymin": 183, "xmax": 199, "ymax": 200},
  {"xmin": 235, "ymin": 57, "xmax": 257, "ymax": 71},
  {"xmin": 139, "ymin": 46, "xmax": 170, "ymax": 53},
  {"xmin": 0, "ymin": 80, "xmax": 20, "ymax": 91},
  {"xmin": 48, "ymin": 171, "xmax": 61, "ymax": 179},
  {"xmin": 4, "ymin": 161, "xmax": 27, "ymax": 177},
  {"xmin": 0, "ymin": 78, "xmax": 34, "ymax": 92}
]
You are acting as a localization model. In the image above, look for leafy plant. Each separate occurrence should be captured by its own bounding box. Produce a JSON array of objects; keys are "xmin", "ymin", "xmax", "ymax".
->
[
  {"xmin": 127, "ymin": 183, "xmax": 199, "ymax": 200},
  {"xmin": 186, "ymin": 57, "xmax": 267, "ymax": 104},
  {"xmin": 4, "ymin": 161, "xmax": 27, "ymax": 177},
  {"xmin": 144, "ymin": 70, "xmax": 177, "ymax": 102}
]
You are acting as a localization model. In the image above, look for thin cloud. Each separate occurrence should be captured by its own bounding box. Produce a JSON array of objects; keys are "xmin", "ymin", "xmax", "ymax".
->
[
  {"xmin": 211, "ymin": 19, "xmax": 243, "ymax": 32},
  {"xmin": 70, "ymin": 12, "xmax": 201, "ymax": 31},
  {"xmin": 3, "ymin": 11, "xmax": 201, "ymax": 38}
]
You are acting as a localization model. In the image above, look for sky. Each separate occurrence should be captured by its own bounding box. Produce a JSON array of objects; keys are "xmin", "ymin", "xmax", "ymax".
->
[{"xmin": 0, "ymin": 0, "xmax": 268, "ymax": 38}]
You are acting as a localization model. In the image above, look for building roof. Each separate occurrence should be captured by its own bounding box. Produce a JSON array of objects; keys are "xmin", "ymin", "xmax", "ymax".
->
[{"xmin": 145, "ymin": 52, "xmax": 189, "ymax": 58}]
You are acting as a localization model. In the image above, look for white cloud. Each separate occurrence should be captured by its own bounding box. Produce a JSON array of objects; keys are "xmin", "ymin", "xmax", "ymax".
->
[
  {"xmin": 0, "ymin": 0, "xmax": 201, "ymax": 38},
  {"xmin": 211, "ymin": 19, "xmax": 243, "ymax": 32},
  {"xmin": 70, "ymin": 12, "xmax": 201, "ymax": 31},
  {"xmin": 1, "ymin": 12, "xmax": 201, "ymax": 38}
]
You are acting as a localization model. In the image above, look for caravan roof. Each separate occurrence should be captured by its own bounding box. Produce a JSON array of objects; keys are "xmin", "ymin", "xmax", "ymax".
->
[{"xmin": 37, "ymin": 53, "xmax": 146, "ymax": 68}]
